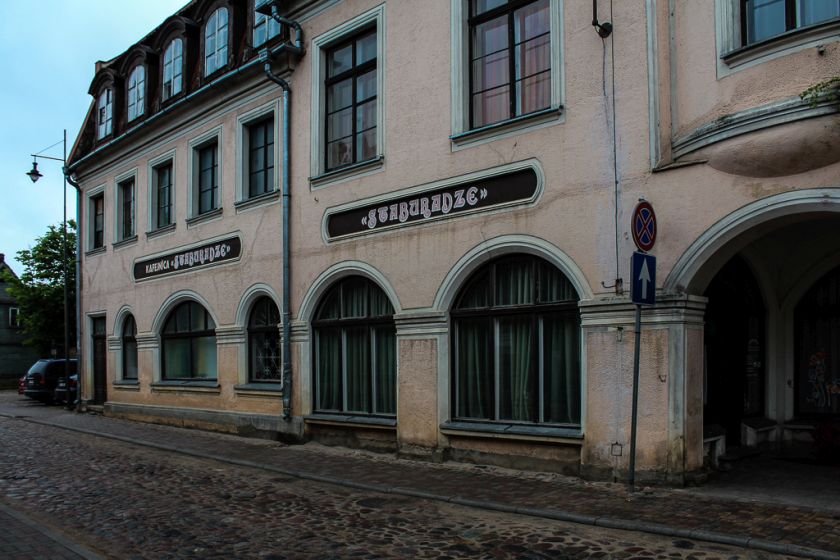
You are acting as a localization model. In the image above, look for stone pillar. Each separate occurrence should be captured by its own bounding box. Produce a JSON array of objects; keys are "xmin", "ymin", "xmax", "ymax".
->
[
  {"xmin": 214, "ymin": 325, "xmax": 246, "ymax": 400},
  {"xmin": 579, "ymin": 294, "xmax": 706, "ymax": 485},
  {"xmin": 394, "ymin": 311, "xmax": 448, "ymax": 461}
]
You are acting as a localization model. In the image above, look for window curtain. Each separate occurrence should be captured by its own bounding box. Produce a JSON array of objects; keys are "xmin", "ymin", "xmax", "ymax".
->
[
  {"xmin": 316, "ymin": 328, "xmax": 341, "ymax": 410},
  {"xmin": 457, "ymin": 317, "xmax": 492, "ymax": 419},
  {"xmin": 164, "ymin": 339, "xmax": 190, "ymax": 378},
  {"xmin": 124, "ymin": 339, "xmax": 138, "ymax": 379},
  {"xmin": 374, "ymin": 327, "xmax": 396, "ymax": 414},
  {"xmin": 499, "ymin": 316, "xmax": 533, "ymax": 421},
  {"xmin": 543, "ymin": 313, "xmax": 580, "ymax": 424},
  {"xmin": 514, "ymin": 0, "xmax": 550, "ymax": 116},
  {"xmin": 345, "ymin": 327, "xmax": 370, "ymax": 412}
]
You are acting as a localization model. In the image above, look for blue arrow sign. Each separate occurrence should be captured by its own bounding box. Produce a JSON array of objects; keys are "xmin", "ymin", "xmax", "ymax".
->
[{"xmin": 631, "ymin": 252, "xmax": 656, "ymax": 305}]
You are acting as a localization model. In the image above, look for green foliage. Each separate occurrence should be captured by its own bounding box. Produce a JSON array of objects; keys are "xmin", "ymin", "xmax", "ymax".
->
[
  {"xmin": 1, "ymin": 221, "xmax": 77, "ymax": 357},
  {"xmin": 800, "ymin": 76, "xmax": 840, "ymax": 108}
]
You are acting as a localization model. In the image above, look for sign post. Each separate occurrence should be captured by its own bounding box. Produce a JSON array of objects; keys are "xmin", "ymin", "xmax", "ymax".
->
[{"xmin": 628, "ymin": 200, "xmax": 657, "ymax": 493}]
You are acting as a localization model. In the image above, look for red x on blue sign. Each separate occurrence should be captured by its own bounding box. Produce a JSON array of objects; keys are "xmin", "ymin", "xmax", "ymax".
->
[{"xmin": 632, "ymin": 200, "xmax": 657, "ymax": 252}]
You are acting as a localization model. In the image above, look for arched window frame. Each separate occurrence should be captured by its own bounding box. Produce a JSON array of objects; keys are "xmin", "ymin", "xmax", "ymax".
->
[
  {"xmin": 127, "ymin": 66, "xmax": 145, "ymax": 121},
  {"xmin": 162, "ymin": 38, "xmax": 184, "ymax": 101},
  {"xmin": 161, "ymin": 301, "xmax": 217, "ymax": 380},
  {"xmin": 451, "ymin": 254, "xmax": 581, "ymax": 427},
  {"xmin": 97, "ymin": 88, "xmax": 113, "ymax": 139},
  {"xmin": 205, "ymin": 7, "xmax": 229, "ymax": 76},
  {"xmin": 122, "ymin": 315, "xmax": 138, "ymax": 380},
  {"xmin": 248, "ymin": 296, "xmax": 281, "ymax": 382},
  {"xmin": 312, "ymin": 276, "xmax": 397, "ymax": 416}
]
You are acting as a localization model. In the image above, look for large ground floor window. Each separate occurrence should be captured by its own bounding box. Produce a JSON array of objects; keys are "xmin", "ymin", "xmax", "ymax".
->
[
  {"xmin": 452, "ymin": 255, "xmax": 581, "ymax": 425},
  {"xmin": 313, "ymin": 276, "xmax": 396, "ymax": 415},
  {"xmin": 162, "ymin": 301, "xmax": 217, "ymax": 380}
]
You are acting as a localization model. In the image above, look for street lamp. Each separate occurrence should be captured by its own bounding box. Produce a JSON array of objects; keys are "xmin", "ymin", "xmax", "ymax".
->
[{"xmin": 25, "ymin": 130, "xmax": 82, "ymax": 410}]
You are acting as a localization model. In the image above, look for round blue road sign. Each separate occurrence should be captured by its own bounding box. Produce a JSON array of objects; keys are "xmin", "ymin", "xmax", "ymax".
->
[{"xmin": 632, "ymin": 200, "xmax": 656, "ymax": 252}]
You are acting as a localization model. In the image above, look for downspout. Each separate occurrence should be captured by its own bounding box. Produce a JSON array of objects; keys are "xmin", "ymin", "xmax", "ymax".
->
[
  {"xmin": 64, "ymin": 171, "xmax": 83, "ymax": 412},
  {"xmin": 261, "ymin": 5, "xmax": 304, "ymax": 420}
]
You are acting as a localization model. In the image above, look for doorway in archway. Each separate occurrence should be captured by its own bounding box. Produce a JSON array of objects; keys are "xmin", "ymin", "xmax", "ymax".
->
[{"xmin": 704, "ymin": 255, "xmax": 766, "ymax": 446}]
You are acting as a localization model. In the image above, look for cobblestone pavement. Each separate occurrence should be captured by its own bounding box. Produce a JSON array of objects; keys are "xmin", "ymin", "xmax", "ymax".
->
[
  {"xmin": 0, "ymin": 393, "xmax": 837, "ymax": 559},
  {"xmin": 0, "ymin": 501, "xmax": 101, "ymax": 559}
]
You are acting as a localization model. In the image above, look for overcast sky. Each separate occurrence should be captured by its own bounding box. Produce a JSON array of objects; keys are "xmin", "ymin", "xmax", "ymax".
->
[{"xmin": 0, "ymin": 0, "xmax": 187, "ymax": 274}]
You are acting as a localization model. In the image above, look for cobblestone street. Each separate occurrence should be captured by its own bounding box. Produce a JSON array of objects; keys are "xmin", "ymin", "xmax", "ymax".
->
[{"xmin": 0, "ymin": 393, "xmax": 830, "ymax": 559}]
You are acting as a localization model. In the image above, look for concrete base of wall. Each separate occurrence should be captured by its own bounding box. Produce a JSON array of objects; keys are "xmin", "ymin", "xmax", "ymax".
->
[
  {"xmin": 580, "ymin": 463, "xmax": 708, "ymax": 487},
  {"xmin": 104, "ymin": 402, "xmax": 305, "ymax": 442}
]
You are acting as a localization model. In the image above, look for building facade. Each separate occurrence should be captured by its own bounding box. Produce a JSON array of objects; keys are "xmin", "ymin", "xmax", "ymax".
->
[
  {"xmin": 0, "ymin": 254, "xmax": 40, "ymax": 385},
  {"xmin": 67, "ymin": 0, "xmax": 840, "ymax": 483}
]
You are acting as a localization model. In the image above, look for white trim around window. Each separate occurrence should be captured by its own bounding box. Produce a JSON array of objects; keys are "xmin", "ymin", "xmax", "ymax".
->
[
  {"xmin": 450, "ymin": 0, "xmax": 565, "ymax": 148},
  {"xmin": 235, "ymin": 100, "xmax": 280, "ymax": 205},
  {"xmin": 309, "ymin": 4, "xmax": 386, "ymax": 187},
  {"xmin": 187, "ymin": 126, "xmax": 224, "ymax": 221},
  {"xmin": 147, "ymin": 150, "xmax": 177, "ymax": 235},
  {"xmin": 113, "ymin": 169, "xmax": 138, "ymax": 245}
]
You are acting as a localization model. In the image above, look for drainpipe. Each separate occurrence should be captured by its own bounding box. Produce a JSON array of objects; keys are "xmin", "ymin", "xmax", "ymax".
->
[
  {"xmin": 261, "ymin": 5, "xmax": 304, "ymax": 420},
  {"xmin": 64, "ymin": 172, "xmax": 83, "ymax": 412}
]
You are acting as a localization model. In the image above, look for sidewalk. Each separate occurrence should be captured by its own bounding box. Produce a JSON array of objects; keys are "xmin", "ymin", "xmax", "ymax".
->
[
  {"xmin": 6, "ymin": 404, "xmax": 840, "ymax": 560},
  {"xmin": 0, "ymin": 501, "xmax": 103, "ymax": 560}
]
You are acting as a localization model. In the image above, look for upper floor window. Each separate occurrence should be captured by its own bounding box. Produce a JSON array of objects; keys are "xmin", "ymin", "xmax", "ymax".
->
[
  {"xmin": 91, "ymin": 193, "xmax": 105, "ymax": 250},
  {"xmin": 248, "ymin": 297, "xmax": 281, "ymax": 382},
  {"xmin": 254, "ymin": 0, "xmax": 281, "ymax": 47},
  {"xmin": 197, "ymin": 142, "xmax": 219, "ymax": 215},
  {"xmin": 117, "ymin": 178, "xmax": 136, "ymax": 241},
  {"xmin": 127, "ymin": 66, "xmax": 145, "ymax": 121},
  {"xmin": 742, "ymin": 0, "xmax": 840, "ymax": 45},
  {"xmin": 153, "ymin": 161, "xmax": 174, "ymax": 229},
  {"xmin": 162, "ymin": 301, "xmax": 217, "ymax": 380},
  {"xmin": 205, "ymin": 8, "xmax": 229, "ymax": 76},
  {"xmin": 325, "ymin": 30, "xmax": 378, "ymax": 172},
  {"xmin": 247, "ymin": 117, "xmax": 275, "ymax": 198},
  {"xmin": 9, "ymin": 307, "xmax": 21, "ymax": 329},
  {"xmin": 97, "ymin": 89, "xmax": 113, "ymax": 139},
  {"xmin": 162, "ymin": 39, "xmax": 183, "ymax": 101},
  {"xmin": 122, "ymin": 315, "xmax": 138, "ymax": 380},
  {"xmin": 469, "ymin": 0, "xmax": 551, "ymax": 129}
]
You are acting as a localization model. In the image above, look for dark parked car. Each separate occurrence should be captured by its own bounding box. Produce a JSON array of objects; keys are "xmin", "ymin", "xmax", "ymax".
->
[
  {"xmin": 23, "ymin": 359, "xmax": 78, "ymax": 403},
  {"xmin": 54, "ymin": 374, "xmax": 78, "ymax": 406}
]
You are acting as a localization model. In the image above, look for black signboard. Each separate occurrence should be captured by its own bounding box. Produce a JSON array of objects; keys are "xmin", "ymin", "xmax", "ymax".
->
[
  {"xmin": 134, "ymin": 236, "xmax": 241, "ymax": 281},
  {"xmin": 326, "ymin": 167, "xmax": 539, "ymax": 239}
]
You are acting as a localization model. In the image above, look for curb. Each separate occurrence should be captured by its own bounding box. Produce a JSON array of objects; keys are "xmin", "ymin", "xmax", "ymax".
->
[
  {"xmin": 9, "ymin": 414, "xmax": 840, "ymax": 560},
  {"xmin": 0, "ymin": 501, "xmax": 105, "ymax": 560}
]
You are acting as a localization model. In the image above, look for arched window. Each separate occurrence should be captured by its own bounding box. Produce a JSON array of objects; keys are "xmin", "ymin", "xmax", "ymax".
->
[
  {"xmin": 122, "ymin": 315, "xmax": 138, "ymax": 380},
  {"xmin": 313, "ymin": 277, "xmax": 396, "ymax": 415},
  {"xmin": 162, "ymin": 39, "xmax": 183, "ymax": 101},
  {"xmin": 161, "ymin": 302, "xmax": 217, "ymax": 380},
  {"xmin": 249, "ymin": 297, "xmax": 281, "ymax": 382},
  {"xmin": 452, "ymin": 255, "xmax": 580, "ymax": 426},
  {"xmin": 205, "ymin": 8, "xmax": 229, "ymax": 76},
  {"xmin": 127, "ymin": 66, "xmax": 145, "ymax": 121},
  {"xmin": 97, "ymin": 89, "xmax": 113, "ymax": 139}
]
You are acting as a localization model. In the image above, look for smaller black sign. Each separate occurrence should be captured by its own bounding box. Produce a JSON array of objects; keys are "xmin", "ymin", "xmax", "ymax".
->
[
  {"xmin": 134, "ymin": 236, "xmax": 242, "ymax": 281},
  {"xmin": 326, "ymin": 166, "xmax": 539, "ymax": 239}
]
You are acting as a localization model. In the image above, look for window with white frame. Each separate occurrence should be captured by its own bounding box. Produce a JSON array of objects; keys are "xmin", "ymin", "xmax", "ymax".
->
[
  {"xmin": 245, "ymin": 116, "xmax": 275, "ymax": 198},
  {"xmin": 254, "ymin": 0, "xmax": 281, "ymax": 47},
  {"xmin": 127, "ymin": 66, "xmax": 145, "ymax": 121},
  {"xmin": 152, "ymin": 161, "xmax": 174, "ymax": 229},
  {"xmin": 162, "ymin": 39, "xmax": 183, "ymax": 101},
  {"xmin": 205, "ymin": 8, "xmax": 229, "ymax": 76},
  {"xmin": 117, "ymin": 177, "xmax": 136, "ymax": 241},
  {"xmin": 97, "ymin": 89, "xmax": 113, "ymax": 139},
  {"xmin": 310, "ymin": 6, "xmax": 385, "ymax": 181},
  {"xmin": 451, "ymin": 0, "xmax": 562, "ymax": 138},
  {"xmin": 90, "ymin": 192, "xmax": 105, "ymax": 250}
]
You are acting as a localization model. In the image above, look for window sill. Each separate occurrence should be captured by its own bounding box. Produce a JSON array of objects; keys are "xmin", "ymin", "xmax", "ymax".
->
[
  {"xmin": 234, "ymin": 190, "xmax": 280, "ymax": 213},
  {"xmin": 310, "ymin": 155, "xmax": 384, "ymax": 189},
  {"xmin": 234, "ymin": 382, "xmax": 283, "ymax": 396},
  {"xmin": 151, "ymin": 380, "xmax": 220, "ymax": 394},
  {"xmin": 722, "ymin": 18, "xmax": 840, "ymax": 68},
  {"xmin": 305, "ymin": 413, "xmax": 396, "ymax": 430},
  {"xmin": 186, "ymin": 208, "xmax": 223, "ymax": 228},
  {"xmin": 441, "ymin": 421, "xmax": 582, "ymax": 444},
  {"xmin": 451, "ymin": 107, "xmax": 563, "ymax": 148},
  {"xmin": 146, "ymin": 223, "xmax": 176, "ymax": 240},
  {"xmin": 85, "ymin": 246, "xmax": 107, "ymax": 257},
  {"xmin": 112, "ymin": 235, "xmax": 138, "ymax": 250},
  {"xmin": 113, "ymin": 380, "xmax": 140, "ymax": 391}
]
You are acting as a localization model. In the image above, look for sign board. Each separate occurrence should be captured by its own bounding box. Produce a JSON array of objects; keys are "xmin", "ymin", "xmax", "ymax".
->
[
  {"xmin": 325, "ymin": 167, "xmax": 539, "ymax": 240},
  {"xmin": 631, "ymin": 251, "xmax": 656, "ymax": 305},
  {"xmin": 134, "ymin": 235, "xmax": 241, "ymax": 282},
  {"xmin": 631, "ymin": 200, "xmax": 657, "ymax": 252}
]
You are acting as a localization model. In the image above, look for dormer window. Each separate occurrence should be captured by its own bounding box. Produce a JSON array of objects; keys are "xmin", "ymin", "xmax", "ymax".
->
[
  {"xmin": 254, "ymin": 0, "xmax": 281, "ymax": 47},
  {"xmin": 205, "ymin": 8, "xmax": 229, "ymax": 76},
  {"xmin": 127, "ymin": 66, "xmax": 145, "ymax": 121},
  {"xmin": 97, "ymin": 89, "xmax": 113, "ymax": 139},
  {"xmin": 162, "ymin": 39, "xmax": 183, "ymax": 101}
]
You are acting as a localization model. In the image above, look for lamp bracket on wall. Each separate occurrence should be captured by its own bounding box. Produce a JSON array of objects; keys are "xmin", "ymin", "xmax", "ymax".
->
[{"xmin": 592, "ymin": 0, "xmax": 613, "ymax": 38}]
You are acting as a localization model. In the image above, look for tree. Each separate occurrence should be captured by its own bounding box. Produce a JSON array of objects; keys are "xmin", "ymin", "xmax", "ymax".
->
[{"xmin": 1, "ymin": 221, "xmax": 76, "ymax": 357}]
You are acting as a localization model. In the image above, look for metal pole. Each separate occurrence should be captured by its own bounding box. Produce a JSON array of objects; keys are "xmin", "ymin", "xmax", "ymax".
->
[
  {"xmin": 629, "ymin": 303, "xmax": 642, "ymax": 492},
  {"xmin": 62, "ymin": 130, "xmax": 69, "ymax": 382}
]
